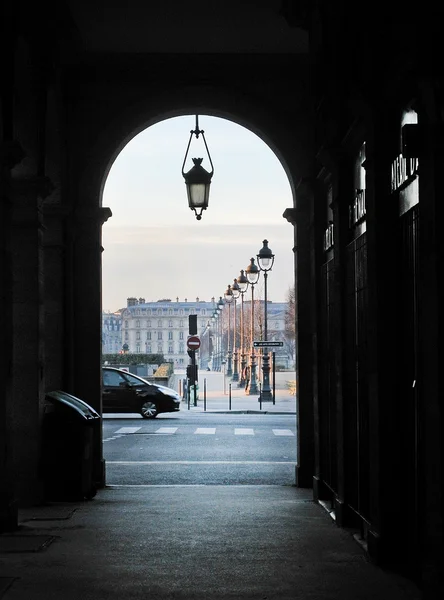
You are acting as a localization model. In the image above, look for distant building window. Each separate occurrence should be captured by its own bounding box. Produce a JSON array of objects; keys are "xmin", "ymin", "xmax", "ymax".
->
[
  {"xmin": 168, "ymin": 345, "xmax": 173, "ymax": 353},
  {"xmin": 136, "ymin": 320, "xmax": 140, "ymax": 328},
  {"xmin": 147, "ymin": 332, "xmax": 151, "ymax": 340},
  {"xmin": 169, "ymin": 309, "xmax": 173, "ymax": 315},
  {"xmin": 158, "ymin": 320, "xmax": 162, "ymax": 327},
  {"xmin": 179, "ymin": 332, "xmax": 184, "ymax": 340},
  {"xmin": 180, "ymin": 309, "xmax": 184, "ymax": 315},
  {"xmin": 179, "ymin": 320, "xmax": 184, "ymax": 327},
  {"xmin": 158, "ymin": 332, "xmax": 162, "ymax": 340},
  {"xmin": 147, "ymin": 320, "xmax": 151, "ymax": 327},
  {"xmin": 158, "ymin": 309, "xmax": 162, "ymax": 315},
  {"xmin": 136, "ymin": 344, "xmax": 141, "ymax": 353},
  {"xmin": 125, "ymin": 321, "xmax": 128, "ymax": 328},
  {"xmin": 157, "ymin": 344, "xmax": 163, "ymax": 352},
  {"xmin": 168, "ymin": 320, "xmax": 173, "ymax": 327},
  {"xmin": 147, "ymin": 345, "xmax": 152, "ymax": 353},
  {"xmin": 179, "ymin": 358, "xmax": 184, "ymax": 365},
  {"xmin": 179, "ymin": 343, "xmax": 184, "ymax": 353},
  {"xmin": 168, "ymin": 331, "xmax": 173, "ymax": 340},
  {"xmin": 136, "ymin": 332, "xmax": 140, "ymax": 340}
]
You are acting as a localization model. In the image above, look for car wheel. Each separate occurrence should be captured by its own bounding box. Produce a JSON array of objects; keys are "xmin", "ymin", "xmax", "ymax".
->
[{"xmin": 140, "ymin": 399, "xmax": 158, "ymax": 419}]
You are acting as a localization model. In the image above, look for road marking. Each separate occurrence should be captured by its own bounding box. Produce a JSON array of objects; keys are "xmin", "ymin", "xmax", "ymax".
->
[
  {"xmin": 273, "ymin": 429, "xmax": 294, "ymax": 436},
  {"xmin": 106, "ymin": 460, "xmax": 295, "ymax": 465},
  {"xmin": 155, "ymin": 427, "xmax": 178, "ymax": 434},
  {"xmin": 234, "ymin": 428, "xmax": 254, "ymax": 435},
  {"xmin": 114, "ymin": 427, "xmax": 142, "ymax": 434},
  {"xmin": 194, "ymin": 428, "xmax": 216, "ymax": 434}
]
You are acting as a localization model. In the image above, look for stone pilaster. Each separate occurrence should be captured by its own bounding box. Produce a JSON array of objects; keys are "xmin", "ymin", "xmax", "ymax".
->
[
  {"xmin": 283, "ymin": 187, "xmax": 314, "ymax": 489},
  {"xmin": 0, "ymin": 141, "xmax": 25, "ymax": 530},
  {"xmin": 10, "ymin": 175, "xmax": 53, "ymax": 506},
  {"xmin": 67, "ymin": 205, "xmax": 112, "ymax": 488}
]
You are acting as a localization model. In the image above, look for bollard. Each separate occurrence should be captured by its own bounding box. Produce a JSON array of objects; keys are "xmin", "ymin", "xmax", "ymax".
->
[
  {"xmin": 259, "ymin": 383, "xmax": 262, "ymax": 410},
  {"xmin": 204, "ymin": 378, "xmax": 207, "ymax": 412},
  {"xmin": 229, "ymin": 383, "xmax": 231, "ymax": 410}
]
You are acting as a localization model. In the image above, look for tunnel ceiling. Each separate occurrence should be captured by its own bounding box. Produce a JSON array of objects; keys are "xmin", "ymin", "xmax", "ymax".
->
[{"xmin": 64, "ymin": 0, "xmax": 309, "ymax": 55}]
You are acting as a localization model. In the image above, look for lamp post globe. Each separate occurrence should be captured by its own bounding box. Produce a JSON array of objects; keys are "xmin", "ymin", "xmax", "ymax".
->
[{"xmin": 257, "ymin": 240, "xmax": 275, "ymax": 403}]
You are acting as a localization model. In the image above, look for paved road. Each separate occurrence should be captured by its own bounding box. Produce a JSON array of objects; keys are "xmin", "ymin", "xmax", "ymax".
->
[{"xmin": 102, "ymin": 412, "xmax": 297, "ymax": 486}]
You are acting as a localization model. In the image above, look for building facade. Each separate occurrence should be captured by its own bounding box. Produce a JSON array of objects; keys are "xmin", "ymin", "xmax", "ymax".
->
[
  {"xmin": 101, "ymin": 311, "xmax": 122, "ymax": 354},
  {"xmin": 121, "ymin": 297, "xmax": 216, "ymax": 367}
]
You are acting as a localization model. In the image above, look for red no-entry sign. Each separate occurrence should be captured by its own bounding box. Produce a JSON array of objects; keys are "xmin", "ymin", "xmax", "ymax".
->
[{"xmin": 187, "ymin": 335, "xmax": 201, "ymax": 350}]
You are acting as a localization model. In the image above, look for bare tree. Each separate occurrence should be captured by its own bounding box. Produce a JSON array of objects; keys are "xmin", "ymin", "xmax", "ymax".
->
[{"xmin": 284, "ymin": 286, "xmax": 296, "ymax": 365}]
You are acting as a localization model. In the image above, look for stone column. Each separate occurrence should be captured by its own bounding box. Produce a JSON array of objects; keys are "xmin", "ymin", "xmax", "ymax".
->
[
  {"xmin": 283, "ymin": 180, "xmax": 315, "ymax": 489},
  {"xmin": 10, "ymin": 175, "xmax": 53, "ymax": 505},
  {"xmin": 67, "ymin": 206, "xmax": 112, "ymax": 488},
  {"xmin": 0, "ymin": 141, "xmax": 25, "ymax": 530}
]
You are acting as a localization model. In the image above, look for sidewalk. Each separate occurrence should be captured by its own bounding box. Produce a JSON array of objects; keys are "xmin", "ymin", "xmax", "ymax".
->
[
  {"xmin": 175, "ymin": 369, "xmax": 297, "ymax": 414},
  {"xmin": 182, "ymin": 386, "xmax": 296, "ymax": 414},
  {"xmin": 0, "ymin": 486, "xmax": 422, "ymax": 600}
]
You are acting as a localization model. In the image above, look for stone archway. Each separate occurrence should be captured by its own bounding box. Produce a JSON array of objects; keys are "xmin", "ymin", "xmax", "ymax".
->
[{"xmin": 62, "ymin": 82, "xmax": 312, "ymax": 488}]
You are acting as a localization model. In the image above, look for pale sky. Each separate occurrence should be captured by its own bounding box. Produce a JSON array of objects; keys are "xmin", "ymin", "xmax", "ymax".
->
[{"xmin": 102, "ymin": 115, "xmax": 295, "ymax": 312}]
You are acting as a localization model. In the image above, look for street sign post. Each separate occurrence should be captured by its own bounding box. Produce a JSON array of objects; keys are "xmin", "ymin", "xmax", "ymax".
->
[
  {"xmin": 253, "ymin": 341, "xmax": 283, "ymax": 347},
  {"xmin": 187, "ymin": 335, "xmax": 201, "ymax": 350}
]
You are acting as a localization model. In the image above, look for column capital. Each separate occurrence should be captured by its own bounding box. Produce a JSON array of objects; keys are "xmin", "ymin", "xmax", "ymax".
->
[
  {"xmin": 73, "ymin": 207, "xmax": 113, "ymax": 227},
  {"xmin": 282, "ymin": 207, "xmax": 299, "ymax": 225}
]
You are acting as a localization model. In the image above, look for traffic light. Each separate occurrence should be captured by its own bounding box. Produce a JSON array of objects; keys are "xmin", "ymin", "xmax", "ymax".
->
[
  {"xmin": 189, "ymin": 314, "xmax": 197, "ymax": 335},
  {"xmin": 186, "ymin": 364, "xmax": 198, "ymax": 382}
]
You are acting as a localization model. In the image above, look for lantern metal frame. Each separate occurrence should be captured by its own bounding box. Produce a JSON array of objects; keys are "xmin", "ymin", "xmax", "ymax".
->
[{"xmin": 181, "ymin": 115, "xmax": 214, "ymax": 221}]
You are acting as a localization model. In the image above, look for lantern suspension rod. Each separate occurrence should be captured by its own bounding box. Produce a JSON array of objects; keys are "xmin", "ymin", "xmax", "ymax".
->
[{"xmin": 181, "ymin": 114, "xmax": 214, "ymax": 176}]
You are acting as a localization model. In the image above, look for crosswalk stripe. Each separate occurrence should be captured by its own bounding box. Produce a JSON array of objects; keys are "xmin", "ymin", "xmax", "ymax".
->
[
  {"xmin": 114, "ymin": 427, "xmax": 141, "ymax": 434},
  {"xmin": 155, "ymin": 427, "xmax": 178, "ymax": 434},
  {"xmin": 194, "ymin": 428, "xmax": 216, "ymax": 435},
  {"xmin": 234, "ymin": 428, "xmax": 254, "ymax": 435},
  {"xmin": 272, "ymin": 429, "xmax": 294, "ymax": 436}
]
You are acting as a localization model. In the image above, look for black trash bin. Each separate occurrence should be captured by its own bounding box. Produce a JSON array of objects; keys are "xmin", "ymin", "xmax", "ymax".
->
[{"xmin": 41, "ymin": 390, "xmax": 101, "ymax": 501}]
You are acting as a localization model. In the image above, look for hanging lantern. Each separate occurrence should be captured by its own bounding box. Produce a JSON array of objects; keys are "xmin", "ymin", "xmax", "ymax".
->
[{"xmin": 181, "ymin": 115, "xmax": 214, "ymax": 220}]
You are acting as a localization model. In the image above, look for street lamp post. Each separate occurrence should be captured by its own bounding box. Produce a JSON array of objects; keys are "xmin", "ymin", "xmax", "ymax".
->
[
  {"xmin": 257, "ymin": 239, "xmax": 275, "ymax": 402},
  {"xmin": 231, "ymin": 279, "xmax": 241, "ymax": 381},
  {"xmin": 217, "ymin": 296, "xmax": 224, "ymax": 371},
  {"xmin": 224, "ymin": 285, "xmax": 234, "ymax": 376},
  {"xmin": 237, "ymin": 269, "xmax": 249, "ymax": 388},
  {"xmin": 245, "ymin": 257, "xmax": 260, "ymax": 395}
]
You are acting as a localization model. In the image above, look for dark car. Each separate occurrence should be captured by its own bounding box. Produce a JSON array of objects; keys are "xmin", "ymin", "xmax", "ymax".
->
[{"xmin": 102, "ymin": 367, "xmax": 181, "ymax": 418}]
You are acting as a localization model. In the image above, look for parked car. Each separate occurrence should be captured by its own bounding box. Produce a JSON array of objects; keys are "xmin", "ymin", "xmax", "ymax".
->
[{"xmin": 101, "ymin": 367, "xmax": 181, "ymax": 418}]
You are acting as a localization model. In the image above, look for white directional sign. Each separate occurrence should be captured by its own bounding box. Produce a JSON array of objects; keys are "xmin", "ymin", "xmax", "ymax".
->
[{"xmin": 253, "ymin": 341, "xmax": 283, "ymax": 347}]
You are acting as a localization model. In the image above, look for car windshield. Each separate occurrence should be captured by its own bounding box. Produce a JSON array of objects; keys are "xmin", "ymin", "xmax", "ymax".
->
[
  {"xmin": 123, "ymin": 372, "xmax": 148, "ymax": 387},
  {"xmin": 103, "ymin": 370, "xmax": 149, "ymax": 388}
]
